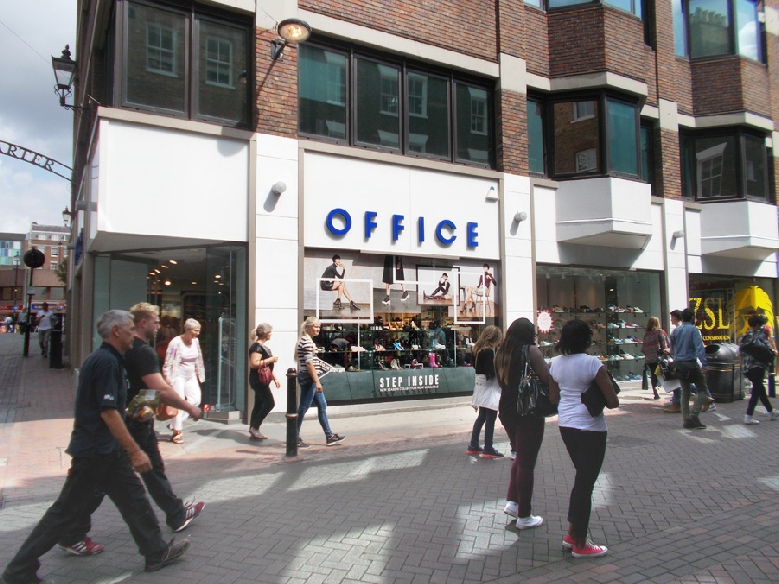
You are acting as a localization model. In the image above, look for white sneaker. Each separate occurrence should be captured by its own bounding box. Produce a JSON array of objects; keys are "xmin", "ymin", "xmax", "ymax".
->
[
  {"xmin": 503, "ymin": 501, "xmax": 518, "ymax": 518},
  {"xmin": 770, "ymin": 411, "xmax": 779, "ymax": 421},
  {"xmin": 515, "ymin": 515, "xmax": 543, "ymax": 529},
  {"xmin": 745, "ymin": 415, "xmax": 760, "ymax": 425}
]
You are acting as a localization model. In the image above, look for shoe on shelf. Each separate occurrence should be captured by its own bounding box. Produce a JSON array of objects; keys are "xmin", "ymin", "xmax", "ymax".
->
[
  {"xmin": 297, "ymin": 439, "xmax": 310, "ymax": 449},
  {"xmin": 466, "ymin": 445, "xmax": 483, "ymax": 456},
  {"xmin": 745, "ymin": 415, "xmax": 760, "ymax": 425},
  {"xmin": 571, "ymin": 542, "xmax": 608, "ymax": 558},
  {"xmin": 145, "ymin": 538, "xmax": 191, "ymax": 572},
  {"xmin": 382, "ymin": 295, "xmax": 390, "ymax": 305},
  {"xmin": 515, "ymin": 515, "xmax": 543, "ymax": 530},
  {"xmin": 326, "ymin": 433, "xmax": 345, "ymax": 446},
  {"xmin": 664, "ymin": 404, "xmax": 681, "ymax": 413},
  {"xmin": 503, "ymin": 501, "xmax": 518, "ymax": 518},
  {"xmin": 174, "ymin": 501, "xmax": 206, "ymax": 533},
  {"xmin": 401, "ymin": 291, "xmax": 409, "ymax": 301},
  {"xmin": 481, "ymin": 449, "xmax": 504, "ymax": 459},
  {"xmin": 58, "ymin": 536, "xmax": 104, "ymax": 556}
]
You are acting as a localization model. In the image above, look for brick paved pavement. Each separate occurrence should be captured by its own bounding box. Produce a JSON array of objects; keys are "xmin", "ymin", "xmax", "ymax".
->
[{"xmin": 1, "ymin": 331, "xmax": 778, "ymax": 583}]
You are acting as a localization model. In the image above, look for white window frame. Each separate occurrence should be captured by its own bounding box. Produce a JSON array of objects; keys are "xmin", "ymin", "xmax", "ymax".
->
[
  {"xmin": 324, "ymin": 52, "xmax": 346, "ymax": 106},
  {"xmin": 50, "ymin": 261, "xmax": 58, "ymax": 271},
  {"xmin": 408, "ymin": 73, "xmax": 428, "ymax": 118},
  {"xmin": 468, "ymin": 87, "xmax": 488, "ymax": 136},
  {"xmin": 378, "ymin": 64, "xmax": 399, "ymax": 116},
  {"xmin": 573, "ymin": 100, "xmax": 595, "ymax": 122},
  {"xmin": 205, "ymin": 36, "xmax": 233, "ymax": 88},
  {"xmin": 147, "ymin": 22, "xmax": 177, "ymax": 76},
  {"xmin": 696, "ymin": 141, "xmax": 727, "ymax": 198},
  {"xmin": 51, "ymin": 247, "xmax": 59, "ymax": 257},
  {"xmin": 576, "ymin": 148, "xmax": 598, "ymax": 172}
]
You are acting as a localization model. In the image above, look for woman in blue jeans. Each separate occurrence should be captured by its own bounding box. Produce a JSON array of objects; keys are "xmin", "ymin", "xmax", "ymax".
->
[
  {"xmin": 296, "ymin": 317, "xmax": 345, "ymax": 448},
  {"xmin": 548, "ymin": 320, "xmax": 619, "ymax": 558}
]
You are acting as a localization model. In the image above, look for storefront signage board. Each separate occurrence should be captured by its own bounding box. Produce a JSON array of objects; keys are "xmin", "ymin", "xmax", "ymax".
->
[{"xmin": 321, "ymin": 367, "xmax": 475, "ymax": 403}]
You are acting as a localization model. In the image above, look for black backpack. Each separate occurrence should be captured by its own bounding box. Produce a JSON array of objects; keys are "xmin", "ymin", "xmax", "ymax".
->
[{"xmin": 740, "ymin": 333, "xmax": 774, "ymax": 365}]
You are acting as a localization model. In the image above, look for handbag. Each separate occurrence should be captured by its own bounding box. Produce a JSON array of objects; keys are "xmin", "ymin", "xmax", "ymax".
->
[
  {"xmin": 517, "ymin": 346, "xmax": 557, "ymax": 418},
  {"xmin": 581, "ymin": 369, "xmax": 620, "ymax": 417},
  {"xmin": 258, "ymin": 363, "xmax": 274, "ymax": 385},
  {"xmin": 155, "ymin": 403, "xmax": 178, "ymax": 421}
]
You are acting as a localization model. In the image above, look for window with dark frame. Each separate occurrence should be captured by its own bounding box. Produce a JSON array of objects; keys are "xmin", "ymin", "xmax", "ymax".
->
[
  {"xmin": 123, "ymin": 0, "xmax": 250, "ymax": 126},
  {"xmin": 527, "ymin": 0, "xmax": 645, "ymax": 19},
  {"xmin": 528, "ymin": 99, "xmax": 546, "ymax": 175},
  {"xmin": 298, "ymin": 41, "xmax": 494, "ymax": 168},
  {"xmin": 680, "ymin": 130, "xmax": 769, "ymax": 201},
  {"xmin": 674, "ymin": 0, "xmax": 764, "ymax": 61}
]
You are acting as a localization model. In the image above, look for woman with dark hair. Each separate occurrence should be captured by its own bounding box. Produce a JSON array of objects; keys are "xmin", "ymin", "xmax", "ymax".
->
[
  {"xmin": 549, "ymin": 319, "xmax": 619, "ymax": 558},
  {"xmin": 248, "ymin": 323, "xmax": 281, "ymax": 439},
  {"xmin": 740, "ymin": 313, "xmax": 779, "ymax": 425},
  {"xmin": 641, "ymin": 316, "xmax": 667, "ymax": 400},
  {"xmin": 495, "ymin": 317, "xmax": 551, "ymax": 529}
]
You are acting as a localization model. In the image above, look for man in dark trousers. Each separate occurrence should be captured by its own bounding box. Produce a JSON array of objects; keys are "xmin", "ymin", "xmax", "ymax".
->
[
  {"xmin": 670, "ymin": 308, "xmax": 709, "ymax": 430},
  {"xmin": 1, "ymin": 310, "xmax": 190, "ymax": 584},
  {"xmin": 59, "ymin": 303, "xmax": 205, "ymax": 555}
]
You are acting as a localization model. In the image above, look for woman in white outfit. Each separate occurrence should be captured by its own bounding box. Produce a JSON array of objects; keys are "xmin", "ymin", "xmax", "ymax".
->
[{"xmin": 163, "ymin": 318, "xmax": 205, "ymax": 444}]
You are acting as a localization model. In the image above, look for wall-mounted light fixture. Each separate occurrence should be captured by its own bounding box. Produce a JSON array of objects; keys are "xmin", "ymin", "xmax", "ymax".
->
[
  {"xmin": 485, "ymin": 185, "xmax": 498, "ymax": 201},
  {"xmin": 270, "ymin": 19, "xmax": 312, "ymax": 60},
  {"xmin": 51, "ymin": 45, "xmax": 94, "ymax": 112},
  {"xmin": 62, "ymin": 206, "xmax": 75, "ymax": 225},
  {"xmin": 271, "ymin": 181, "xmax": 287, "ymax": 195},
  {"xmin": 513, "ymin": 211, "xmax": 528, "ymax": 223},
  {"xmin": 670, "ymin": 229, "xmax": 684, "ymax": 244}
]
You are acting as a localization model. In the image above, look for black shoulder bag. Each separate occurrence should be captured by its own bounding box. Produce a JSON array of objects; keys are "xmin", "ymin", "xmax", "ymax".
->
[{"xmin": 517, "ymin": 346, "xmax": 557, "ymax": 418}]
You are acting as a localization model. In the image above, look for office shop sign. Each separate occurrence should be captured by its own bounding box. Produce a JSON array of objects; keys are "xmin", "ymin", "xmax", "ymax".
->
[{"xmin": 325, "ymin": 208, "xmax": 480, "ymax": 249}]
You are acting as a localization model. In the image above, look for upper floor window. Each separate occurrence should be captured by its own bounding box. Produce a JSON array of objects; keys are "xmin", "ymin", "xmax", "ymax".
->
[
  {"xmin": 123, "ymin": 1, "xmax": 250, "ymax": 126},
  {"xmin": 528, "ymin": 99, "xmax": 546, "ymax": 175},
  {"xmin": 299, "ymin": 42, "xmax": 494, "ymax": 167},
  {"xmin": 681, "ymin": 130, "xmax": 769, "ymax": 200},
  {"xmin": 531, "ymin": 0, "xmax": 644, "ymax": 18},
  {"xmin": 674, "ymin": 0, "xmax": 764, "ymax": 61}
]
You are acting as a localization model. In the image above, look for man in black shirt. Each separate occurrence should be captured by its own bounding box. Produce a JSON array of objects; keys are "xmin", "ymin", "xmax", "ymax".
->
[
  {"xmin": 60, "ymin": 303, "xmax": 205, "ymax": 554},
  {"xmin": 1, "ymin": 311, "xmax": 190, "ymax": 584}
]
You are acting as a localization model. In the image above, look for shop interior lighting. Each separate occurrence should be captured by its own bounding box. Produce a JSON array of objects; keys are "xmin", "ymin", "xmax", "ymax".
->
[
  {"xmin": 164, "ymin": 280, "xmax": 172, "ymax": 286},
  {"xmin": 271, "ymin": 19, "xmax": 312, "ymax": 60},
  {"xmin": 169, "ymin": 259, "xmax": 178, "ymax": 264}
]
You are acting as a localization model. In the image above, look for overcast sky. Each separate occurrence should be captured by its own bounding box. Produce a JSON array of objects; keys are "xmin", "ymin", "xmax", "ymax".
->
[{"xmin": 0, "ymin": 1, "xmax": 77, "ymax": 234}]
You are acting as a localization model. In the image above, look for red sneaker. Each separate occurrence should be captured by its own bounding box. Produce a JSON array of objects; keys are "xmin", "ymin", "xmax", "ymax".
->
[
  {"xmin": 174, "ymin": 501, "xmax": 206, "ymax": 533},
  {"xmin": 58, "ymin": 536, "xmax": 104, "ymax": 556},
  {"xmin": 562, "ymin": 535, "xmax": 575, "ymax": 549},
  {"xmin": 572, "ymin": 542, "xmax": 608, "ymax": 558}
]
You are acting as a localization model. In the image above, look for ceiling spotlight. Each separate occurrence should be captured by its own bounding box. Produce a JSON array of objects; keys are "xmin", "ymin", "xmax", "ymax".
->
[
  {"xmin": 164, "ymin": 280, "xmax": 172, "ymax": 286},
  {"xmin": 169, "ymin": 259, "xmax": 178, "ymax": 264}
]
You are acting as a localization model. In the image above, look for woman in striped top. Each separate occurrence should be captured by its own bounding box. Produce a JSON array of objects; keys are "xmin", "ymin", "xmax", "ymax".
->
[{"xmin": 296, "ymin": 317, "xmax": 345, "ymax": 448}]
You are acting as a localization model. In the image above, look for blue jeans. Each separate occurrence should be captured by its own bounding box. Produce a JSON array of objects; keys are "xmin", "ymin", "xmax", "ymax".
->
[
  {"xmin": 297, "ymin": 381, "xmax": 333, "ymax": 439},
  {"xmin": 469, "ymin": 407, "xmax": 498, "ymax": 451}
]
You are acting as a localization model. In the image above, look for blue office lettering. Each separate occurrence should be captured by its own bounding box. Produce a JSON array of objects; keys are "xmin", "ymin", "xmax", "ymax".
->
[
  {"xmin": 435, "ymin": 220, "xmax": 456, "ymax": 245},
  {"xmin": 326, "ymin": 208, "xmax": 351, "ymax": 236},
  {"xmin": 365, "ymin": 211, "xmax": 378, "ymax": 239},
  {"xmin": 418, "ymin": 217, "xmax": 425, "ymax": 243},
  {"xmin": 392, "ymin": 214, "xmax": 405, "ymax": 241},
  {"xmin": 466, "ymin": 222, "xmax": 479, "ymax": 248}
]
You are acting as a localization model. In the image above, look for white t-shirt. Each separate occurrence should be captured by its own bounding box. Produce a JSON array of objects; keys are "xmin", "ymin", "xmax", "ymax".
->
[
  {"xmin": 550, "ymin": 353, "xmax": 607, "ymax": 432},
  {"xmin": 37, "ymin": 310, "xmax": 54, "ymax": 331}
]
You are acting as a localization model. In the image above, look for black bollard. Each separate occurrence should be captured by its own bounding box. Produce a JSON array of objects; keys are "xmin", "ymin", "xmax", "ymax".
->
[{"xmin": 286, "ymin": 367, "xmax": 298, "ymax": 457}]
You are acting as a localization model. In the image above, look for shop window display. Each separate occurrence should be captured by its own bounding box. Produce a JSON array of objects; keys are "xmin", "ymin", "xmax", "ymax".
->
[
  {"xmin": 536, "ymin": 267, "xmax": 662, "ymax": 384},
  {"xmin": 302, "ymin": 250, "xmax": 501, "ymax": 402}
]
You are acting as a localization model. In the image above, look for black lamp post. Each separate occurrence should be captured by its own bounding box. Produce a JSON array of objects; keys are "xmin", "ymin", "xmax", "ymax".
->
[
  {"xmin": 23, "ymin": 248, "xmax": 45, "ymax": 357},
  {"xmin": 51, "ymin": 45, "xmax": 91, "ymax": 112}
]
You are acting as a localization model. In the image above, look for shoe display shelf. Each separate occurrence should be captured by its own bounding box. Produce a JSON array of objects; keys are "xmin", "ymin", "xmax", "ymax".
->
[
  {"xmin": 316, "ymin": 317, "xmax": 471, "ymax": 371},
  {"xmin": 537, "ymin": 308, "xmax": 647, "ymax": 384}
]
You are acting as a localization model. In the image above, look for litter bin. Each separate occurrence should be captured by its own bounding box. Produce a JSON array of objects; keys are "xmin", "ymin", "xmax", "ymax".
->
[
  {"xmin": 705, "ymin": 342, "xmax": 744, "ymax": 402},
  {"xmin": 49, "ymin": 315, "xmax": 64, "ymax": 369}
]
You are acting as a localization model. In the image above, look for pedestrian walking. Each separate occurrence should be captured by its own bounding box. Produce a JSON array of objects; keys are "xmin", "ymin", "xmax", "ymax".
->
[
  {"xmin": 495, "ymin": 318, "xmax": 550, "ymax": 529},
  {"xmin": 670, "ymin": 308, "xmax": 709, "ymax": 430},
  {"xmin": 163, "ymin": 319, "xmax": 205, "ymax": 444},
  {"xmin": 249, "ymin": 322, "xmax": 281, "ymax": 439},
  {"xmin": 466, "ymin": 325, "xmax": 504, "ymax": 458},
  {"xmin": 57, "ymin": 303, "xmax": 205, "ymax": 555},
  {"xmin": 739, "ymin": 313, "xmax": 779, "ymax": 424},
  {"xmin": 0, "ymin": 310, "xmax": 190, "ymax": 584},
  {"xmin": 641, "ymin": 316, "xmax": 667, "ymax": 400},
  {"xmin": 36, "ymin": 302, "xmax": 54, "ymax": 357},
  {"xmin": 296, "ymin": 317, "xmax": 345, "ymax": 448},
  {"xmin": 548, "ymin": 319, "xmax": 619, "ymax": 558}
]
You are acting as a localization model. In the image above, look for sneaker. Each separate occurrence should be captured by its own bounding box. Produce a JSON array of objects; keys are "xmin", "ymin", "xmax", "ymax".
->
[
  {"xmin": 510, "ymin": 451, "xmax": 516, "ymax": 460},
  {"xmin": 562, "ymin": 535, "xmax": 575, "ymax": 550},
  {"xmin": 664, "ymin": 404, "xmax": 681, "ymax": 413},
  {"xmin": 350, "ymin": 301, "xmax": 361, "ymax": 311},
  {"xmin": 173, "ymin": 501, "xmax": 205, "ymax": 533},
  {"xmin": 571, "ymin": 542, "xmax": 608, "ymax": 558},
  {"xmin": 515, "ymin": 515, "xmax": 544, "ymax": 530},
  {"xmin": 745, "ymin": 415, "xmax": 760, "ymax": 425},
  {"xmin": 332, "ymin": 298, "xmax": 342, "ymax": 309},
  {"xmin": 702, "ymin": 397, "xmax": 715, "ymax": 412},
  {"xmin": 382, "ymin": 295, "xmax": 390, "ymax": 305},
  {"xmin": 503, "ymin": 501, "xmax": 518, "ymax": 518},
  {"xmin": 708, "ymin": 403, "xmax": 716, "ymax": 411},
  {"xmin": 145, "ymin": 538, "xmax": 191, "ymax": 572},
  {"xmin": 401, "ymin": 291, "xmax": 409, "ymax": 301},
  {"xmin": 683, "ymin": 415, "xmax": 706, "ymax": 430},
  {"xmin": 481, "ymin": 449, "xmax": 504, "ymax": 459},
  {"xmin": 297, "ymin": 439, "xmax": 310, "ymax": 449},
  {"xmin": 466, "ymin": 445, "xmax": 483, "ymax": 455},
  {"xmin": 58, "ymin": 536, "xmax": 104, "ymax": 556},
  {"xmin": 769, "ymin": 410, "xmax": 779, "ymax": 421},
  {"xmin": 326, "ymin": 433, "xmax": 345, "ymax": 446}
]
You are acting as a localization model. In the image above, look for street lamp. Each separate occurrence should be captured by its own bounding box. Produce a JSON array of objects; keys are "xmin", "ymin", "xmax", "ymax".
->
[{"xmin": 51, "ymin": 45, "xmax": 92, "ymax": 112}]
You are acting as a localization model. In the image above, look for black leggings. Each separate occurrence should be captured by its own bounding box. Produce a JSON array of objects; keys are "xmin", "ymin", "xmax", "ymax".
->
[
  {"xmin": 559, "ymin": 426, "xmax": 607, "ymax": 541},
  {"xmin": 746, "ymin": 368, "xmax": 773, "ymax": 416},
  {"xmin": 250, "ymin": 384, "xmax": 275, "ymax": 429}
]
